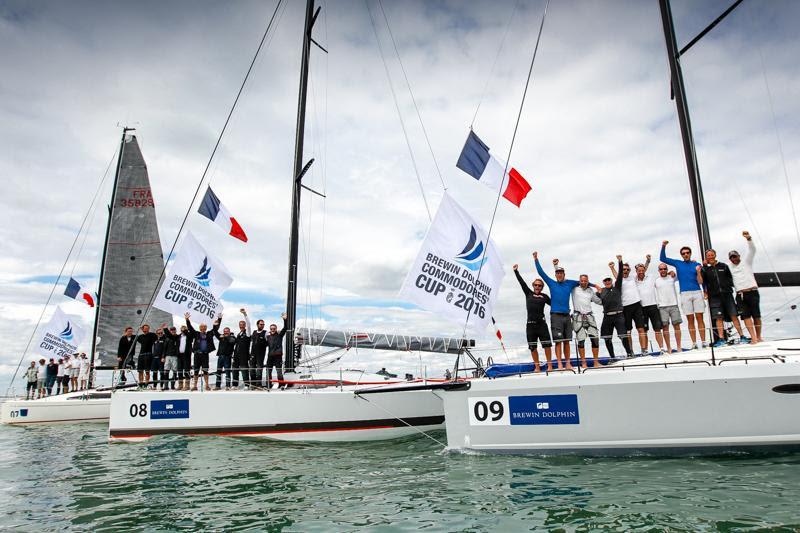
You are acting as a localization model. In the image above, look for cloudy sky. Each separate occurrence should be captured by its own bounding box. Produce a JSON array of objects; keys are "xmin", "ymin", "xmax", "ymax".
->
[{"xmin": 1, "ymin": 0, "xmax": 798, "ymax": 385}]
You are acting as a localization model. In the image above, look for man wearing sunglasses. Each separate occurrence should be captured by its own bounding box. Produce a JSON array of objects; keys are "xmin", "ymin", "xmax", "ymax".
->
[
  {"xmin": 728, "ymin": 231, "xmax": 761, "ymax": 343},
  {"xmin": 660, "ymin": 241, "xmax": 708, "ymax": 349},
  {"xmin": 655, "ymin": 263, "xmax": 682, "ymax": 353},
  {"xmin": 513, "ymin": 263, "xmax": 552, "ymax": 372},
  {"xmin": 534, "ymin": 251, "xmax": 580, "ymax": 370},
  {"xmin": 697, "ymin": 249, "xmax": 748, "ymax": 346},
  {"xmin": 609, "ymin": 260, "xmax": 648, "ymax": 356}
]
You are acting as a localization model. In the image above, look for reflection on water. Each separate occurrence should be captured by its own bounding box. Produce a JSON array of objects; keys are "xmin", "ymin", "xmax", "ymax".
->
[{"xmin": 1, "ymin": 425, "xmax": 799, "ymax": 531}]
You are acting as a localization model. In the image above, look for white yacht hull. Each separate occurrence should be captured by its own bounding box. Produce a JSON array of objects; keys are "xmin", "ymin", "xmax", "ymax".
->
[
  {"xmin": 108, "ymin": 386, "xmax": 444, "ymax": 442},
  {"xmin": 443, "ymin": 342, "xmax": 800, "ymax": 455},
  {"xmin": 0, "ymin": 390, "xmax": 110, "ymax": 425}
]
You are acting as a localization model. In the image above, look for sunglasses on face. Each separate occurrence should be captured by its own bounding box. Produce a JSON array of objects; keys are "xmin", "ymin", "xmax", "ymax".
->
[
  {"xmin": 533, "ymin": 284, "xmax": 543, "ymax": 288},
  {"xmin": 658, "ymin": 267, "xmax": 667, "ymax": 270},
  {"xmin": 681, "ymin": 252, "xmax": 691, "ymax": 255}
]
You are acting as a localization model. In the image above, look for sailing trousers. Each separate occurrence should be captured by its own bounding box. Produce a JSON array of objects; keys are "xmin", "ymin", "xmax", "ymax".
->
[
  {"xmin": 178, "ymin": 353, "xmax": 192, "ymax": 380},
  {"xmin": 250, "ymin": 352, "xmax": 265, "ymax": 387},
  {"xmin": 215, "ymin": 354, "xmax": 232, "ymax": 389},
  {"xmin": 600, "ymin": 312, "xmax": 632, "ymax": 357},
  {"xmin": 232, "ymin": 353, "xmax": 249, "ymax": 388},
  {"xmin": 265, "ymin": 353, "xmax": 284, "ymax": 389}
]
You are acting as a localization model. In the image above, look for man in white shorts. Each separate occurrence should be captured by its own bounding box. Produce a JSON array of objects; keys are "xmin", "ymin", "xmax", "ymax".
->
[
  {"xmin": 660, "ymin": 241, "xmax": 707, "ymax": 349},
  {"xmin": 79, "ymin": 353, "xmax": 90, "ymax": 390},
  {"xmin": 70, "ymin": 353, "xmax": 80, "ymax": 392},
  {"xmin": 655, "ymin": 263, "xmax": 682, "ymax": 353}
]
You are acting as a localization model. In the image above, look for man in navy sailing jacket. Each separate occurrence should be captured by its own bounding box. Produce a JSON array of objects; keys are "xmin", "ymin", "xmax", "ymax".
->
[{"xmin": 185, "ymin": 313, "xmax": 220, "ymax": 391}]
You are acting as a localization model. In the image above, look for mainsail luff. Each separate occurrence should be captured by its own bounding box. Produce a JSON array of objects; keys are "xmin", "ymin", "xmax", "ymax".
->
[
  {"xmin": 296, "ymin": 327, "xmax": 472, "ymax": 355},
  {"xmin": 94, "ymin": 133, "xmax": 171, "ymax": 367}
]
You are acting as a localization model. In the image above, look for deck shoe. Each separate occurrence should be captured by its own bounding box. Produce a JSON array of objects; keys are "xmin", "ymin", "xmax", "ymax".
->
[
  {"xmin": 739, "ymin": 336, "xmax": 751, "ymax": 344},
  {"xmin": 711, "ymin": 339, "xmax": 726, "ymax": 348}
]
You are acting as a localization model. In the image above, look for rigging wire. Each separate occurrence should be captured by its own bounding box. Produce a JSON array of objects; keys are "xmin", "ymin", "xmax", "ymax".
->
[
  {"xmin": 365, "ymin": 0, "xmax": 432, "ymax": 222},
  {"xmin": 470, "ymin": 0, "xmax": 520, "ymax": 129},
  {"xmin": 4, "ymin": 147, "xmax": 119, "ymax": 395},
  {"xmin": 460, "ymin": 0, "xmax": 550, "ymax": 339},
  {"xmin": 133, "ymin": 0, "xmax": 285, "ymax": 332},
  {"xmin": 375, "ymin": 0, "xmax": 447, "ymax": 192}
]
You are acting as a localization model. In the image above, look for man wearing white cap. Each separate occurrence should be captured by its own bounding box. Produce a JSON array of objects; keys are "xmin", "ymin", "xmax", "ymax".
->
[{"xmin": 728, "ymin": 231, "xmax": 761, "ymax": 343}]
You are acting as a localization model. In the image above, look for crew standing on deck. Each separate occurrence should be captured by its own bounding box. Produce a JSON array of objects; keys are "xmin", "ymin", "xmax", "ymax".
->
[
  {"xmin": 610, "ymin": 260, "xmax": 648, "ymax": 356},
  {"xmin": 185, "ymin": 313, "xmax": 220, "ymax": 391},
  {"xmin": 250, "ymin": 319, "xmax": 269, "ymax": 387},
  {"xmin": 534, "ymin": 252, "xmax": 579, "ymax": 370},
  {"xmin": 136, "ymin": 324, "xmax": 158, "ymax": 388},
  {"xmin": 595, "ymin": 256, "xmax": 633, "ymax": 359},
  {"xmin": 162, "ymin": 326, "xmax": 179, "ymax": 389},
  {"xmin": 233, "ymin": 309, "xmax": 251, "ymax": 389},
  {"xmin": 117, "ymin": 326, "xmax": 136, "ymax": 384},
  {"xmin": 572, "ymin": 275, "xmax": 601, "ymax": 368},
  {"xmin": 635, "ymin": 257, "xmax": 666, "ymax": 354},
  {"xmin": 177, "ymin": 324, "xmax": 193, "ymax": 391},
  {"xmin": 151, "ymin": 327, "xmax": 168, "ymax": 390},
  {"xmin": 214, "ymin": 324, "xmax": 235, "ymax": 390},
  {"xmin": 513, "ymin": 263, "xmax": 552, "ymax": 372},
  {"xmin": 655, "ymin": 264, "xmax": 682, "ymax": 353},
  {"xmin": 698, "ymin": 249, "xmax": 748, "ymax": 346},
  {"xmin": 728, "ymin": 231, "xmax": 762, "ymax": 343},
  {"xmin": 661, "ymin": 241, "xmax": 707, "ymax": 349},
  {"xmin": 265, "ymin": 313, "xmax": 288, "ymax": 389},
  {"xmin": 25, "ymin": 361, "xmax": 38, "ymax": 400}
]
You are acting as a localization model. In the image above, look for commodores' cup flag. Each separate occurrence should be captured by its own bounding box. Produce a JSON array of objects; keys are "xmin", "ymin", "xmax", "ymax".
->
[
  {"xmin": 399, "ymin": 193, "xmax": 505, "ymax": 332},
  {"xmin": 38, "ymin": 306, "xmax": 86, "ymax": 358},
  {"xmin": 153, "ymin": 232, "xmax": 234, "ymax": 322}
]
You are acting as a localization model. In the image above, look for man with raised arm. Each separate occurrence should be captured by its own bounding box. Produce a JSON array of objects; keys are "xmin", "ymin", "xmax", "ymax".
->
[
  {"xmin": 610, "ymin": 260, "xmax": 648, "ymax": 356},
  {"xmin": 265, "ymin": 313, "xmax": 289, "ymax": 389},
  {"xmin": 513, "ymin": 263, "xmax": 552, "ymax": 372},
  {"xmin": 635, "ymin": 256, "xmax": 666, "ymax": 354},
  {"xmin": 655, "ymin": 264, "xmax": 682, "ymax": 353},
  {"xmin": 232, "ymin": 309, "xmax": 252, "ymax": 389},
  {"xmin": 534, "ymin": 251, "xmax": 579, "ymax": 370},
  {"xmin": 595, "ymin": 255, "xmax": 633, "ymax": 359},
  {"xmin": 572, "ymin": 274, "xmax": 602, "ymax": 368},
  {"xmin": 116, "ymin": 326, "xmax": 136, "ymax": 384},
  {"xmin": 697, "ymin": 249, "xmax": 748, "ymax": 347},
  {"xmin": 184, "ymin": 312, "xmax": 221, "ymax": 391},
  {"xmin": 660, "ymin": 240, "xmax": 707, "ymax": 349},
  {"xmin": 728, "ymin": 231, "xmax": 761, "ymax": 343},
  {"xmin": 135, "ymin": 324, "xmax": 158, "ymax": 388}
]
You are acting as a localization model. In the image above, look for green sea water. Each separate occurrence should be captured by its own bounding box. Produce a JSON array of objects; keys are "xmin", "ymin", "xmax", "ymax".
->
[{"xmin": 1, "ymin": 424, "xmax": 799, "ymax": 531}]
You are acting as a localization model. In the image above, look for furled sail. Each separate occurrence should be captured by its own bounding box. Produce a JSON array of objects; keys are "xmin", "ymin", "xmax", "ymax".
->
[
  {"xmin": 95, "ymin": 134, "xmax": 172, "ymax": 367},
  {"xmin": 295, "ymin": 327, "xmax": 473, "ymax": 355}
]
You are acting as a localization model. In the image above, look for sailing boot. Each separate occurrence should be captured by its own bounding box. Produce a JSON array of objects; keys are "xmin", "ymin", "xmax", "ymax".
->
[{"xmin": 191, "ymin": 377, "xmax": 198, "ymax": 391}]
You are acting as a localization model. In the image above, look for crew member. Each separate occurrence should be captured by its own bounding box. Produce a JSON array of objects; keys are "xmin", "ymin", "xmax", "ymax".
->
[
  {"xmin": 729, "ymin": 230, "xmax": 761, "ymax": 343},
  {"xmin": 698, "ymin": 249, "xmax": 747, "ymax": 346},
  {"xmin": 46, "ymin": 358, "xmax": 58, "ymax": 395},
  {"xmin": 151, "ymin": 327, "xmax": 168, "ymax": 390},
  {"xmin": 595, "ymin": 256, "xmax": 633, "ymax": 359},
  {"xmin": 117, "ymin": 326, "xmax": 136, "ymax": 383},
  {"xmin": 250, "ymin": 319, "xmax": 269, "ymax": 387},
  {"xmin": 185, "ymin": 312, "xmax": 220, "ymax": 391},
  {"xmin": 265, "ymin": 313, "xmax": 288, "ymax": 389},
  {"xmin": 635, "ymin": 256, "xmax": 665, "ymax": 354},
  {"xmin": 214, "ymin": 324, "xmax": 235, "ymax": 390},
  {"xmin": 513, "ymin": 264, "xmax": 552, "ymax": 372},
  {"xmin": 78, "ymin": 353, "xmax": 90, "ymax": 391},
  {"xmin": 25, "ymin": 361, "xmax": 38, "ymax": 400},
  {"xmin": 660, "ymin": 241, "xmax": 707, "ymax": 349},
  {"xmin": 610, "ymin": 259, "xmax": 648, "ymax": 356},
  {"xmin": 655, "ymin": 263, "xmax": 682, "ymax": 353},
  {"xmin": 233, "ymin": 309, "xmax": 252, "ymax": 389},
  {"xmin": 56, "ymin": 358, "xmax": 66, "ymax": 394},
  {"xmin": 571, "ymin": 275, "xmax": 601, "ymax": 368},
  {"xmin": 135, "ymin": 324, "xmax": 158, "ymax": 387},
  {"xmin": 176, "ymin": 324, "xmax": 193, "ymax": 391},
  {"xmin": 534, "ymin": 252, "xmax": 579, "ymax": 370},
  {"xmin": 162, "ymin": 326, "xmax": 179, "ymax": 390}
]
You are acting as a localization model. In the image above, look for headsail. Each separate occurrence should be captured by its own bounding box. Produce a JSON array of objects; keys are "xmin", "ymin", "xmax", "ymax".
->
[
  {"xmin": 94, "ymin": 134, "xmax": 172, "ymax": 367},
  {"xmin": 295, "ymin": 327, "xmax": 473, "ymax": 355}
]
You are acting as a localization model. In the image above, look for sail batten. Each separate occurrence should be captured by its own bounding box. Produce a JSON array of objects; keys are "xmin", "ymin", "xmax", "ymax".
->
[{"xmin": 95, "ymin": 134, "xmax": 171, "ymax": 367}]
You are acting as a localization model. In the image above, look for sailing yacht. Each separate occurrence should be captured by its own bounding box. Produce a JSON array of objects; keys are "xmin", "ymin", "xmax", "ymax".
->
[{"xmin": 1, "ymin": 130, "xmax": 172, "ymax": 425}]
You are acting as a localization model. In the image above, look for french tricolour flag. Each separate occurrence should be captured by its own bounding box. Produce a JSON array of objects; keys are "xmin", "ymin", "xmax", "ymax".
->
[
  {"xmin": 198, "ymin": 187, "xmax": 248, "ymax": 243},
  {"xmin": 64, "ymin": 277, "xmax": 95, "ymax": 307},
  {"xmin": 456, "ymin": 130, "xmax": 532, "ymax": 208}
]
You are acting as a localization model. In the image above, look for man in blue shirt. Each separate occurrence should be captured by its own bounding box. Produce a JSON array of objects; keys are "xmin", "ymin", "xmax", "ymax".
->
[
  {"xmin": 660, "ymin": 240, "xmax": 708, "ymax": 349},
  {"xmin": 534, "ymin": 251, "xmax": 580, "ymax": 370}
]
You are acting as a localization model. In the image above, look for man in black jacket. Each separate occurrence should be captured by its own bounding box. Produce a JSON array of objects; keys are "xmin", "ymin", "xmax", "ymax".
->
[
  {"xmin": 232, "ymin": 309, "xmax": 251, "ymax": 389},
  {"xmin": 698, "ymin": 249, "xmax": 747, "ymax": 346},
  {"xmin": 162, "ymin": 326, "xmax": 179, "ymax": 390},
  {"xmin": 250, "ymin": 319, "xmax": 269, "ymax": 388},
  {"xmin": 265, "ymin": 313, "xmax": 288, "ymax": 389},
  {"xmin": 214, "ymin": 323, "xmax": 235, "ymax": 390},
  {"xmin": 185, "ymin": 312, "xmax": 220, "ymax": 391},
  {"xmin": 136, "ymin": 324, "xmax": 158, "ymax": 388},
  {"xmin": 116, "ymin": 327, "xmax": 136, "ymax": 383},
  {"xmin": 595, "ymin": 256, "xmax": 633, "ymax": 359},
  {"xmin": 512, "ymin": 264, "xmax": 551, "ymax": 372},
  {"xmin": 176, "ymin": 324, "xmax": 193, "ymax": 391}
]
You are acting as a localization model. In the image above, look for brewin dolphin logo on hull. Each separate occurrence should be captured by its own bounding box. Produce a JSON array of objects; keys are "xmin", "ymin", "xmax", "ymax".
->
[
  {"xmin": 150, "ymin": 399, "xmax": 190, "ymax": 419},
  {"xmin": 454, "ymin": 226, "xmax": 488, "ymax": 271},
  {"xmin": 509, "ymin": 395, "xmax": 580, "ymax": 425}
]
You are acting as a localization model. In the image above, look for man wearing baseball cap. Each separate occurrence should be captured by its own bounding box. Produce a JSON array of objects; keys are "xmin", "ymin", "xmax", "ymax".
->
[{"xmin": 728, "ymin": 231, "xmax": 761, "ymax": 343}]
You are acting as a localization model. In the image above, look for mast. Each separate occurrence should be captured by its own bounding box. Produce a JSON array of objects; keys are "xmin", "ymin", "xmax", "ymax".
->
[
  {"xmin": 658, "ymin": 0, "xmax": 712, "ymax": 253},
  {"xmin": 88, "ymin": 126, "xmax": 132, "ymax": 388},
  {"xmin": 285, "ymin": 0, "xmax": 317, "ymax": 372}
]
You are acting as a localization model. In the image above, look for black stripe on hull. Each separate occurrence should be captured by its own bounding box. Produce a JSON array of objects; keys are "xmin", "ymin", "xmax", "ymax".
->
[{"xmin": 110, "ymin": 415, "xmax": 445, "ymax": 438}]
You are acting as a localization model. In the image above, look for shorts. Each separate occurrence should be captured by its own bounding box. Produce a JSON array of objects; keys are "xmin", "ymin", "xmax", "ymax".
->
[
  {"xmin": 641, "ymin": 304, "xmax": 663, "ymax": 331},
  {"xmin": 526, "ymin": 321, "xmax": 552, "ymax": 350},
  {"xmin": 193, "ymin": 352, "xmax": 210, "ymax": 373},
  {"xmin": 680, "ymin": 290, "xmax": 705, "ymax": 315},
  {"xmin": 37, "ymin": 378, "xmax": 45, "ymax": 389},
  {"xmin": 623, "ymin": 302, "xmax": 646, "ymax": 331},
  {"xmin": 550, "ymin": 313, "xmax": 573, "ymax": 342},
  {"xmin": 659, "ymin": 305, "xmax": 683, "ymax": 326},
  {"xmin": 710, "ymin": 293, "xmax": 738, "ymax": 321},
  {"xmin": 71, "ymin": 368, "xmax": 80, "ymax": 377},
  {"xmin": 164, "ymin": 356, "xmax": 179, "ymax": 372},
  {"xmin": 736, "ymin": 290, "xmax": 761, "ymax": 320},
  {"xmin": 572, "ymin": 313, "xmax": 599, "ymax": 342},
  {"xmin": 137, "ymin": 353, "xmax": 152, "ymax": 371},
  {"xmin": 61, "ymin": 375, "xmax": 70, "ymax": 386}
]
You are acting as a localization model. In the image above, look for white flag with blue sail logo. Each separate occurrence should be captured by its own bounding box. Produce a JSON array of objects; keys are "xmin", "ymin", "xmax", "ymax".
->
[
  {"xmin": 399, "ymin": 193, "xmax": 505, "ymax": 332},
  {"xmin": 38, "ymin": 305, "xmax": 86, "ymax": 358},
  {"xmin": 153, "ymin": 231, "xmax": 233, "ymax": 322}
]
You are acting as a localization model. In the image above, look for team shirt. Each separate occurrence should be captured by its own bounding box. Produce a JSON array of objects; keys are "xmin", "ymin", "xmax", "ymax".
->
[
  {"xmin": 729, "ymin": 239, "xmax": 758, "ymax": 291},
  {"xmin": 621, "ymin": 275, "xmax": 641, "ymax": 306},
  {"xmin": 654, "ymin": 275, "xmax": 679, "ymax": 307},
  {"xmin": 635, "ymin": 273, "xmax": 658, "ymax": 306},
  {"xmin": 571, "ymin": 285, "xmax": 601, "ymax": 314},
  {"xmin": 660, "ymin": 246, "xmax": 702, "ymax": 292}
]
